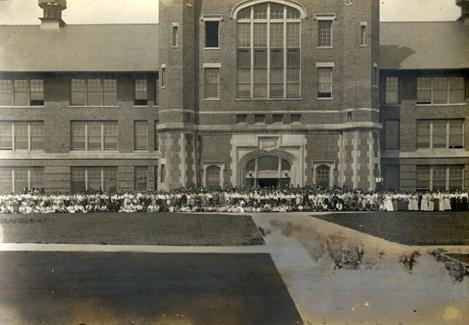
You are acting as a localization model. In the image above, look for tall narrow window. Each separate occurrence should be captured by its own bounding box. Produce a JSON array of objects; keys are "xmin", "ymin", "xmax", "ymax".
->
[
  {"xmin": 30, "ymin": 80, "xmax": 44, "ymax": 106},
  {"xmin": 318, "ymin": 67, "xmax": 333, "ymax": 98},
  {"xmin": 316, "ymin": 165, "xmax": 331, "ymax": 187},
  {"xmin": 449, "ymin": 120, "xmax": 464, "ymax": 149},
  {"xmin": 103, "ymin": 79, "xmax": 117, "ymax": 106},
  {"xmin": 87, "ymin": 79, "xmax": 102, "ymax": 106},
  {"xmin": 204, "ymin": 67, "xmax": 220, "ymax": 99},
  {"xmin": 360, "ymin": 23, "xmax": 367, "ymax": 47},
  {"xmin": 206, "ymin": 165, "xmax": 222, "ymax": 189},
  {"xmin": 236, "ymin": 2, "xmax": 302, "ymax": 99},
  {"xmin": 14, "ymin": 80, "xmax": 29, "ymax": 106},
  {"xmin": 161, "ymin": 66, "xmax": 166, "ymax": 87},
  {"xmin": 154, "ymin": 122, "xmax": 159, "ymax": 150},
  {"xmin": 205, "ymin": 20, "xmax": 220, "ymax": 48},
  {"xmin": 318, "ymin": 19, "xmax": 333, "ymax": 47},
  {"xmin": 154, "ymin": 79, "xmax": 159, "ymax": 106},
  {"xmin": 172, "ymin": 24, "xmax": 179, "ymax": 47},
  {"xmin": 134, "ymin": 121, "xmax": 148, "ymax": 151},
  {"xmin": 14, "ymin": 122, "xmax": 28, "ymax": 150},
  {"xmin": 0, "ymin": 80, "xmax": 13, "ymax": 106},
  {"xmin": 416, "ymin": 166, "xmax": 431, "ymax": 192},
  {"xmin": 135, "ymin": 167, "xmax": 148, "ymax": 191},
  {"xmin": 385, "ymin": 77, "xmax": 399, "ymax": 104},
  {"xmin": 134, "ymin": 79, "xmax": 148, "ymax": 106},
  {"xmin": 417, "ymin": 77, "xmax": 432, "ymax": 104}
]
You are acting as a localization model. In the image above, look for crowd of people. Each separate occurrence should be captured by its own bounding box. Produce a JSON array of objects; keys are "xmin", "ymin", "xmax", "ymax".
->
[{"xmin": 0, "ymin": 187, "xmax": 468, "ymax": 214}]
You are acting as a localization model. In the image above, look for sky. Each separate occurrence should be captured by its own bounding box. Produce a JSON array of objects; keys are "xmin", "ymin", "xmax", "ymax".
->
[{"xmin": 0, "ymin": 0, "xmax": 462, "ymax": 24}]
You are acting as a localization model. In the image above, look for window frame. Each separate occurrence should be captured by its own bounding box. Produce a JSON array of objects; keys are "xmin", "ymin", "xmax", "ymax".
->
[
  {"xmin": 71, "ymin": 167, "xmax": 118, "ymax": 193},
  {"xmin": 0, "ymin": 121, "xmax": 44, "ymax": 152},
  {"xmin": 70, "ymin": 79, "xmax": 118, "ymax": 107},
  {"xmin": 416, "ymin": 76, "xmax": 466, "ymax": 105},
  {"xmin": 134, "ymin": 166, "xmax": 149, "ymax": 192},
  {"xmin": 359, "ymin": 22, "xmax": 368, "ymax": 47},
  {"xmin": 203, "ymin": 17, "xmax": 222, "ymax": 49},
  {"xmin": 203, "ymin": 64, "xmax": 221, "ymax": 100},
  {"xmin": 134, "ymin": 120, "xmax": 149, "ymax": 151},
  {"xmin": 171, "ymin": 23, "xmax": 179, "ymax": 48},
  {"xmin": 416, "ymin": 119, "xmax": 464, "ymax": 150},
  {"xmin": 385, "ymin": 76, "xmax": 399, "ymax": 105},
  {"xmin": 70, "ymin": 121, "xmax": 118, "ymax": 151},
  {"xmin": 235, "ymin": 2, "xmax": 302, "ymax": 99},
  {"xmin": 316, "ymin": 14, "xmax": 335, "ymax": 48},
  {"xmin": 317, "ymin": 63, "xmax": 334, "ymax": 99},
  {"xmin": 0, "ymin": 79, "xmax": 44, "ymax": 107},
  {"xmin": 0, "ymin": 167, "xmax": 45, "ymax": 194},
  {"xmin": 416, "ymin": 165, "xmax": 464, "ymax": 192},
  {"xmin": 134, "ymin": 79, "xmax": 149, "ymax": 106}
]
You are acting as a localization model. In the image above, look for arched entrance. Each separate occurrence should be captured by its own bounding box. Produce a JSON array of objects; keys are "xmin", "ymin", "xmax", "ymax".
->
[{"xmin": 240, "ymin": 151, "xmax": 294, "ymax": 188}]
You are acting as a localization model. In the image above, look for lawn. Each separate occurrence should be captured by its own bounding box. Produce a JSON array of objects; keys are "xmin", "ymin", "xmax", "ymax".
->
[
  {"xmin": 0, "ymin": 252, "xmax": 301, "ymax": 325},
  {"xmin": 314, "ymin": 211, "xmax": 469, "ymax": 245},
  {"xmin": 0, "ymin": 213, "xmax": 264, "ymax": 246}
]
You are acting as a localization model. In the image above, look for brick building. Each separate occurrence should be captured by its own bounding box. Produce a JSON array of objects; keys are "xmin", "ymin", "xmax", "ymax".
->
[
  {"xmin": 0, "ymin": 0, "xmax": 466, "ymax": 193},
  {"xmin": 380, "ymin": 0, "xmax": 469, "ymax": 192}
]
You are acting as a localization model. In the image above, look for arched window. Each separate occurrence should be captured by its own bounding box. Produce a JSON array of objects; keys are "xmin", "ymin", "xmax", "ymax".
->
[
  {"xmin": 316, "ymin": 165, "xmax": 331, "ymax": 187},
  {"xmin": 206, "ymin": 165, "xmax": 221, "ymax": 188},
  {"xmin": 235, "ymin": 1, "xmax": 302, "ymax": 99}
]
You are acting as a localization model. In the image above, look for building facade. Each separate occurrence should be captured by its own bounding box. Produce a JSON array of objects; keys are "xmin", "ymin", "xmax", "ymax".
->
[{"xmin": 0, "ymin": 0, "xmax": 467, "ymax": 193}]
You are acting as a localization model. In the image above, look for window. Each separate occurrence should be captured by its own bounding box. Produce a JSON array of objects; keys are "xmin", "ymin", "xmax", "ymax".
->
[
  {"xmin": 155, "ymin": 79, "xmax": 159, "ymax": 106},
  {"xmin": 205, "ymin": 20, "xmax": 219, "ymax": 48},
  {"xmin": 316, "ymin": 165, "xmax": 331, "ymax": 187},
  {"xmin": 206, "ymin": 165, "xmax": 221, "ymax": 189},
  {"xmin": 385, "ymin": 77, "xmax": 399, "ymax": 104},
  {"xmin": 134, "ymin": 79, "xmax": 148, "ymax": 106},
  {"xmin": 172, "ymin": 24, "xmax": 179, "ymax": 47},
  {"xmin": 154, "ymin": 166, "xmax": 158, "ymax": 191},
  {"xmin": 236, "ymin": 114, "xmax": 248, "ymax": 124},
  {"xmin": 317, "ymin": 19, "xmax": 333, "ymax": 47},
  {"xmin": 161, "ymin": 66, "xmax": 166, "ymax": 87},
  {"xmin": 0, "ymin": 121, "xmax": 44, "ymax": 151},
  {"xmin": 204, "ymin": 67, "xmax": 220, "ymax": 99},
  {"xmin": 71, "ymin": 121, "xmax": 118, "ymax": 151},
  {"xmin": 345, "ymin": 0, "xmax": 353, "ymax": 5},
  {"xmin": 154, "ymin": 122, "xmax": 159, "ymax": 150},
  {"xmin": 416, "ymin": 165, "xmax": 464, "ymax": 192},
  {"xmin": 384, "ymin": 120, "xmax": 400, "ymax": 150},
  {"xmin": 0, "ymin": 80, "xmax": 44, "ymax": 106},
  {"xmin": 360, "ymin": 23, "xmax": 367, "ymax": 47},
  {"xmin": 416, "ymin": 119, "xmax": 464, "ymax": 149},
  {"xmin": 160, "ymin": 164, "xmax": 166, "ymax": 184},
  {"xmin": 135, "ymin": 167, "xmax": 148, "ymax": 191},
  {"xmin": 0, "ymin": 167, "xmax": 44, "ymax": 194},
  {"xmin": 318, "ymin": 67, "xmax": 333, "ymax": 98},
  {"xmin": 71, "ymin": 79, "xmax": 117, "ymax": 106},
  {"xmin": 416, "ymin": 77, "xmax": 466, "ymax": 104},
  {"xmin": 71, "ymin": 167, "xmax": 117, "ymax": 193},
  {"xmin": 236, "ymin": 2, "xmax": 302, "ymax": 99},
  {"xmin": 134, "ymin": 121, "xmax": 148, "ymax": 151}
]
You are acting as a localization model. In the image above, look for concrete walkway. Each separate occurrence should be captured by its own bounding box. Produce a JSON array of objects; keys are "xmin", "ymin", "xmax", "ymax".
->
[{"xmin": 1, "ymin": 212, "xmax": 468, "ymax": 324}]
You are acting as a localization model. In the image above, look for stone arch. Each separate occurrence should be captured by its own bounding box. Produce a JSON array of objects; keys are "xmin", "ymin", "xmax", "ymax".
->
[{"xmin": 231, "ymin": 0, "xmax": 307, "ymax": 19}]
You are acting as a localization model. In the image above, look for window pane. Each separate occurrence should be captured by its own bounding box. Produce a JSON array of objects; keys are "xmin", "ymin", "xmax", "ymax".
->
[
  {"xmin": 270, "ymin": 23, "xmax": 284, "ymax": 48},
  {"xmin": 103, "ymin": 121, "xmax": 118, "ymax": 150},
  {"xmin": 416, "ymin": 166, "xmax": 431, "ymax": 192},
  {"xmin": 0, "ymin": 122, "xmax": 13, "ymax": 150},
  {"xmin": 14, "ymin": 80, "xmax": 29, "ymax": 106},
  {"xmin": 287, "ymin": 23, "xmax": 300, "ymax": 48},
  {"xmin": 135, "ymin": 167, "xmax": 148, "ymax": 191},
  {"xmin": 0, "ymin": 168, "xmax": 12, "ymax": 193},
  {"xmin": 237, "ymin": 7, "xmax": 251, "ymax": 19},
  {"xmin": 417, "ymin": 77, "xmax": 431, "ymax": 104},
  {"xmin": 71, "ymin": 79, "xmax": 86, "ymax": 105},
  {"xmin": 253, "ymin": 23, "xmax": 267, "ymax": 47},
  {"xmin": 287, "ymin": 49, "xmax": 300, "ymax": 68},
  {"xmin": 384, "ymin": 120, "xmax": 400, "ymax": 149},
  {"xmin": 385, "ymin": 77, "xmax": 399, "ymax": 104},
  {"xmin": 205, "ymin": 68, "xmax": 219, "ymax": 99},
  {"xmin": 87, "ymin": 79, "xmax": 102, "ymax": 106},
  {"xmin": 416, "ymin": 120, "xmax": 430, "ymax": 148},
  {"xmin": 14, "ymin": 122, "xmax": 29, "ymax": 150},
  {"xmin": 318, "ymin": 68, "xmax": 332, "ymax": 98},
  {"xmin": 87, "ymin": 167, "xmax": 102, "ymax": 192},
  {"xmin": 135, "ymin": 79, "xmax": 148, "ymax": 100},
  {"xmin": 206, "ymin": 166, "xmax": 221, "ymax": 189},
  {"xmin": 449, "ymin": 119, "xmax": 463, "ymax": 149},
  {"xmin": 257, "ymin": 156, "xmax": 278, "ymax": 171},
  {"xmin": 205, "ymin": 21, "xmax": 219, "ymax": 48},
  {"xmin": 14, "ymin": 168, "xmax": 28, "ymax": 193},
  {"xmin": 71, "ymin": 167, "xmax": 86, "ymax": 193},
  {"xmin": 103, "ymin": 167, "xmax": 117, "ymax": 193},
  {"xmin": 317, "ymin": 165, "xmax": 330, "ymax": 187},
  {"xmin": 0, "ymin": 80, "xmax": 13, "ymax": 106},
  {"xmin": 318, "ymin": 21, "xmax": 332, "ymax": 47},
  {"xmin": 432, "ymin": 120, "xmax": 447, "ymax": 148},
  {"xmin": 134, "ymin": 121, "xmax": 148, "ymax": 150},
  {"xmin": 433, "ymin": 77, "xmax": 448, "ymax": 104},
  {"xmin": 287, "ymin": 7, "xmax": 300, "ymax": 19},
  {"xmin": 270, "ymin": 3, "xmax": 284, "ymax": 19},
  {"xmin": 30, "ymin": 167, "xmax": 44, "ymax": 190},
  {"xmin": 87, "ymin": 122, "xmax": 102, "ymax": 150},
  {"xmin": 449, "ymin": 77, "xmax": 465, "ymax": 104},
  {"xmin": 30, "ymin": 80, "xmax": 44, "ymax": 104},
  {"xmin": 253, "ymin": 3, "xmax": 267, "ymax": 19},
  {"xmin": 103, "ymin": 79, "xmax": 117, "ymax": 106},
  {"xmin": 71, "ymin": 122, "xmax": 86, "ymax": 150},
  {"xmin": 237, "ymin": 49, "xmax": 251, "ymax": 69},
  {"xmin": 237, "ymin": 23, "xmax": 251, "ymax": 47},
  {"xmin": 432, "ymin": 166, "xmax": 447, "ymax": 191},
  {"xmin": 254, "ymin": 49, "xmax": 267, "ymax": 68},
  {"xmin": 449, "ymin": 165, "xmax": 463, "ymax": 191}
]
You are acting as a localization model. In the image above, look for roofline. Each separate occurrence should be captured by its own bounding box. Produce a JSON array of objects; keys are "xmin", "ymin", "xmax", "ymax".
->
[
  {"xmin": 0, "ymin": 23, "xmax": 159, "ymax": 27},
  {"xmin": 380, "ymin": 20, "xmax": 461, "ymax": 23}
]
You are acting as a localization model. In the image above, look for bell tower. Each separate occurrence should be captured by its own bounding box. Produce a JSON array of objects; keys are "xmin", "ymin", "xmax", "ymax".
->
[{"xmin": 158, "ymin": 0, "xmax": 199, "ymax": 190}]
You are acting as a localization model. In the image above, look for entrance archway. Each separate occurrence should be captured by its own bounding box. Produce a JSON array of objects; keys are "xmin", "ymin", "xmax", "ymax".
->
[{"xmin": 240, "ymin": 150, "xmax": 294, "ymax": 188}]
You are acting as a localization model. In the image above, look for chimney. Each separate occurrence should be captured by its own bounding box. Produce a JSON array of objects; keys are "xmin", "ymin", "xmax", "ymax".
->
[
  {"xmin": 39, "ymin": 0, "xmax": 67, "ymax": 30},
  {"xmin": 457, "ymin": 0, "xmax": 469, "ymax": 25}
]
